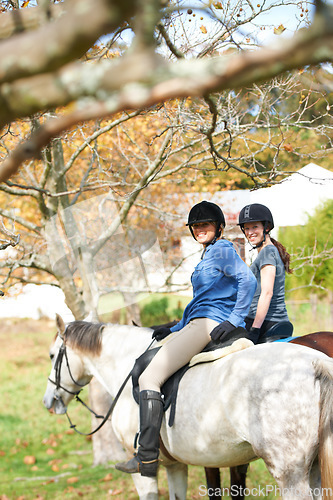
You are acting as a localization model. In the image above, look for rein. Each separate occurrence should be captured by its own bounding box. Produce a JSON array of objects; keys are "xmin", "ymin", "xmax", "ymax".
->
[{"xmin": 49, "ymin": 336, "xmax": 155, "ymax": 436}]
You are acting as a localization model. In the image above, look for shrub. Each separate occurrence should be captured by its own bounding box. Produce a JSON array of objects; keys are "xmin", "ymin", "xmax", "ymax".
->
[{"xmin": 140, "ymin": 297, "xmax": 171, "ymax": 327}]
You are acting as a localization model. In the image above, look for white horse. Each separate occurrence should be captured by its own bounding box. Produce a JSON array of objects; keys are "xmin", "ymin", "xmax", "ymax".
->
[{"xmin": 43, "ymin": 315, "xmax": 333, "ymax": 500}]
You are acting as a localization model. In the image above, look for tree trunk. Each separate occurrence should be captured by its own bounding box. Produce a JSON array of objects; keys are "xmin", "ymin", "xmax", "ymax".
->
[{"xmin": 122, "ymin": 291, "xmax": 142, "ymax": 325}]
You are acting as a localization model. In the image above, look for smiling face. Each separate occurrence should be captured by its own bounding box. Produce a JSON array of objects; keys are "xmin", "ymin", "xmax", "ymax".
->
[
  {"xmin": 191, "ymin": 221, "xmax": 217, "ymax": 246},
  {"xmin": 243, "ymin": 221, "xmax": 265, "ymax": 247}
]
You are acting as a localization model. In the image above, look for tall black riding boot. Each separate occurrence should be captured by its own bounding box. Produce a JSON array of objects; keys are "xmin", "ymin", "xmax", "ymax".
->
[{"xmin": 115, "ymin": 390, "xmax": 164, "ymax": 477}]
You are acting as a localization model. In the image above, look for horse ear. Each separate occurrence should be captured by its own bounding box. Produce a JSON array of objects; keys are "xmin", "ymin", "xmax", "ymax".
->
[{"xmin": 56, "ymin": 314, "xmax": 66, "ymax": 339}]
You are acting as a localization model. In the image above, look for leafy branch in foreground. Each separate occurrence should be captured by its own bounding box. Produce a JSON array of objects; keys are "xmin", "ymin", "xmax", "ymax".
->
[{"xmin": 0, "ymin": 0, "xmax": 332, "ymax": 181}]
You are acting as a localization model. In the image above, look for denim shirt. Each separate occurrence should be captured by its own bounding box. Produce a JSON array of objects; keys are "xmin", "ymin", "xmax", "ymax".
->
[{"xmin": 170, "ymin": 239, "xmax": 257, "ymax": 332}]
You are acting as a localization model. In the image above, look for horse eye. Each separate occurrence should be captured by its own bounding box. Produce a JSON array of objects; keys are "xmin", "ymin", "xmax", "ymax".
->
[{"xmin": 50, "ymin": 353, "xmax": 55, "ymax": 361}]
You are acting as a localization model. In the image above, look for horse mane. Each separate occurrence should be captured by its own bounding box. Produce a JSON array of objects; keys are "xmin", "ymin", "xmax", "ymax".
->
[{"xmin": 64, "ymin": 321, "xmax": 105, "ymax": 356}]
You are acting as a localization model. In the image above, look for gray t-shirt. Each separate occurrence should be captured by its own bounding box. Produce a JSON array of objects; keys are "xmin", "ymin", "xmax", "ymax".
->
[{"xmin": 248, "ymin": 244, "xmax": 289, "ymax": 322}]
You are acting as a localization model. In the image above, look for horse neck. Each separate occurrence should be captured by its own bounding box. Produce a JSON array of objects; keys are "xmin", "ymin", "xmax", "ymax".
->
[{"xmin": 82, "ymin": 324, "xmax": 152, "ymax": 397}]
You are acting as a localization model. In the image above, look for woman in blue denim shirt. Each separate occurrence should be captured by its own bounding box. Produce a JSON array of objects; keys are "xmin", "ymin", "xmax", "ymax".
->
[{"xmin": 116, "ymin": 201, "xmax": 257, "ymax": 478}]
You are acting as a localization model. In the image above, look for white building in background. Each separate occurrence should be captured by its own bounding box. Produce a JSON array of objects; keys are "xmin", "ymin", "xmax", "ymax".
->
[
  {"xmin": 173, "ymin": 163, "xmax": 333, "ymax": 278},
  {"xmin": 0, "ymin": 163, "xmax": 332, "ymax": 319},
  {"xmin": 190, "ymin": 163, "xmax": 333, "ymax": 239},
  {"xmin": 250, "ymin": 163, "xmax": 333, "ymax": 237}
]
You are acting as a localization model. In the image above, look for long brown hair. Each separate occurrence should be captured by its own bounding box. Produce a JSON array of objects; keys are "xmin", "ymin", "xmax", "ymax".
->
[{"xmin": 270, "ymin": 237, "xmax": 293, "ymax": 274}]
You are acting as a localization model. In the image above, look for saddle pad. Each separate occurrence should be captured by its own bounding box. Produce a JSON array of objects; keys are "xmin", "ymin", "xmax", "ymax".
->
[
  {"xmin": 188, "ymin": 338, "xmax": 254, "ymax": 367},
  {"xmin": 131, "ymin": 332, "xmax": 253, "ymax": 426}
]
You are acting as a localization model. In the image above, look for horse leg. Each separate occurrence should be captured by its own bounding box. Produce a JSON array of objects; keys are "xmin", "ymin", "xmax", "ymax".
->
[
  {"xmin": 275, "ymin": 477, "xmax": 313, "ymax": 499},
  {"xmin": 264, "ymin": 461, "xmax": 313, "ymax": 499},
  {"xmin": 205, "ymin": 467, "xmax": 221, "ymax": 500},
  {"xmin": 165, "ymin": 462, "xmax": 188, "ymax": 500},
  {"xmin": 230, "ymin": 464, "xmax": 249, "ymax": 499},
  {"xmin": 131, "ymin": 474, "xmax": 158, "ymax": 500}
]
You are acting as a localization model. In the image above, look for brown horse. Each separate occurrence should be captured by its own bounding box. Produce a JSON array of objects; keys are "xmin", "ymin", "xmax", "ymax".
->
[{"xmin": 205, "ymin": 331, "xmax": 333, "ymax": 500}]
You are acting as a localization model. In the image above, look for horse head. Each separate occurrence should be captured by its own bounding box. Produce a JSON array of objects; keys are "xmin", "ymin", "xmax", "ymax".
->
[{"xmin": 43, "ymin": 314, "xmax": 95, "ymax": 414}]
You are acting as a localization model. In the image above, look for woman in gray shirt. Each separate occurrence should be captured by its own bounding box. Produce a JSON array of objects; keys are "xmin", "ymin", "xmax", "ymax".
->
[{"xmin": 238, "ymin": 203, "xmax": 293, "ymax": 343}]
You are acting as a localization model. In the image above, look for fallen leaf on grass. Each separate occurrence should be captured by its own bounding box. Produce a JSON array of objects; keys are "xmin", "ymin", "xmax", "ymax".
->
[
  {"xmin": 24, "ymin": 456, "xmax": 36, "ymax": 465},
  {"xmin": 46, "ymin": 448, "xmax": 55, "ymax": 455},
  {"xmin": 108, "ymin": 490, "xmax": 123, "ymax": 496},
  {"xmin": 67, "ymin": 476, "xmax": 79, "ymax": 484},
  {"xmin": 48, "ymin": 458, "xmax": 62, "ymax": 466},
  {"xmin": 0, "ymin": 450, "xmax": 5, "ymax": 456},
  {"xmin": 100, "ymin": 473, "xmax": 113, "ymax": 482},
  {"xmin": 16, "ymin": 439, "xmax": 29, "ymax": 448}
]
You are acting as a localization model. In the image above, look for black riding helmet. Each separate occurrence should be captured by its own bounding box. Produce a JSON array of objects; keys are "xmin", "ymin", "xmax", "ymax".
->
[
  {"xmin": 187, "ymin": 201, "xmax": 225, "ymax": 241},
  {"xmin": 238, "ymin": 203, "xmax": 274, "ymax": 249}
]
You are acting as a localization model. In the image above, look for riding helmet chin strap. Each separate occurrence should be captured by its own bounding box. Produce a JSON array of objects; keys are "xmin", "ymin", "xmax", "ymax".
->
[{"xmin": 200, "ymin": 225, "xmax": 221, "ymax": 259}]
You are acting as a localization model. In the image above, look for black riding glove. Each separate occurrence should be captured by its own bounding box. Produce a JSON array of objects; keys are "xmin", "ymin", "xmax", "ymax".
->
[
  {"xmin": 248, "ymin": 327, "xmax": 261, "ymax": 344},
  {"xmin": 210, "ymin": 320, "xmax": 236, "ymax": 342},
  {"xmin": 152, "ymin": 326, "xmax": 172, "ymax": 341}
]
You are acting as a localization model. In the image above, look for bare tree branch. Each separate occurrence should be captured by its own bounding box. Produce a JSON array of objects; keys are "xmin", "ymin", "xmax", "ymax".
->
[
  {"xmin": 0, "ymin": 1, "xmax": 332, "ymax": 181},
  {"xmin": 0, "ymin": 2, "xmax": 64, "ymax": 40}
]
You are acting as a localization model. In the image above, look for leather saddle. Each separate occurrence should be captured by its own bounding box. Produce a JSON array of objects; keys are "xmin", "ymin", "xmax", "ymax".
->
[
  {"xmin": 131, "ymin": 326, "xmax": 250, "ymax": 426},
  {"xmin": 257, "ymin": 321, "xmax": 294, "ymax": 344}
]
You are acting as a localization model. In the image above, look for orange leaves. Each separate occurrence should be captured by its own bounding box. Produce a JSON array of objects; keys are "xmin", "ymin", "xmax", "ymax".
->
[
  {"xmin": 283, "ymin": 143, "xmax": 294, "ymax": 153},
  {"xmin": 23, "ymin": 455, "xmax": 36, "ymax": 465},
  {"xmin": 108, "ymin": 489, "xmax": 123, "ymax": 496},
  {"xmin": 67, "ymin": 476, "xmax": 79, "ymax": 484},
  {"xmin": 273, "ymin": 24, "xmax": 286, "ymax": 35},
  {"xmin": 42, "ymin": 437, "xmax": 58, "ymax": 448},
  {"xmin": 100, "ymin": 472, "xmax": 113, "ymax": 482}
]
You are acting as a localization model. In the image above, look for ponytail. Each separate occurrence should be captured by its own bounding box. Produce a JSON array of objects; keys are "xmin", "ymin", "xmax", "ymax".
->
[{"xmin": 270, "ymin": 238, "xmax": 293, "ymax": 274}]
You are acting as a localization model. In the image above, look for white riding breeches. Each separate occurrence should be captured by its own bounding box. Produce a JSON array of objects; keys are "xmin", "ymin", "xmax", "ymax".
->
[{"xmin": 139, "ymin": 318, "xmax": 219, "ymax": 392}]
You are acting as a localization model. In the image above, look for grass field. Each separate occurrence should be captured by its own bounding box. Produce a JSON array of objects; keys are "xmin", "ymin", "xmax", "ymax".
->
[{"xmin": 0, "ymin": 302, "xmax": 331, "ymax": 499}]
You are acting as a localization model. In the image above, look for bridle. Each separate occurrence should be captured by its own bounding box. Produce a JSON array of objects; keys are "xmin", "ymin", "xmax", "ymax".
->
[
  {"xmin": 50, "ymin": 343, "xmax": 84, "ymax": 396},
  {"xmin": 48, "ymin": 339, "xmax": 105, "ymax": 435},
  {"xmin": 48, "ymin": 335, "xmax": 155, "ymax": 436}
]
